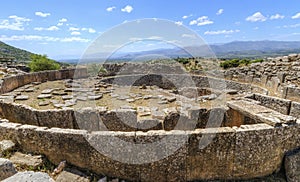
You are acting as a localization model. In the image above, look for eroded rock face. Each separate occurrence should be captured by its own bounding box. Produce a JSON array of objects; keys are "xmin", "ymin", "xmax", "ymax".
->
[{"xmin": 285, "ymin": 148, "xmax": 300, "ymax": 182}]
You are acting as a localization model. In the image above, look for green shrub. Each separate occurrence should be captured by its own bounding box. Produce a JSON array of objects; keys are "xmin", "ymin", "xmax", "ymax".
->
[{"xmin": 29, "ymin": 54, "xmax": 60, "ymax": 72}]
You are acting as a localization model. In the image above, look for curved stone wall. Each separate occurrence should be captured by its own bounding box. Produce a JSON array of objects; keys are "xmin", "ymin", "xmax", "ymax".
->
[
  {"xmin": 0, "ymin": 121, "xmax": 299, "ymax": 181},
  {"xmin": 0, "ymin": 66, "xmax": 299, "ymax": 180}
]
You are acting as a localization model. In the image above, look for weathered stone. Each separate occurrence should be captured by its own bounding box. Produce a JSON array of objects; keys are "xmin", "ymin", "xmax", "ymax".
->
[
  {"xmin": 53, "ymin": 91, "xmax": 68, "ymax": 96},
  {"xmin": 88, "ymin": 95, "xmax": 103, "ymax": 100},
  {"xmin": 37, "ymin": 94, "xmax": 52, "ymax": 99},
  {"xmin": 41, "ymin": 89, "xmax": 54, "ymax": 94},
  {"xmin": 62, "ymin": 95, "xmax": 73, "ymax": 100},
  {"xmin": 0, "ymin": 158, "xmax": 17, "ymax": 180},
  {"xmin": 55, "ymin": 170, "xmax": 89, "ymax": 182},
  {"xmin": 15, "ymin": 95, "xmax": 29, "ymax": 100},
  {"xmin": 38, "ymin": 101, "xmax": 50, "ymax": 106},
  {"xmin": 10, "ymin": 152, "xmax": 43, "ymax": 169},
  {"xmin": 0, "ymin": 140, "xmax": 15, "ymax": 156},
  {"xmin": 2, "ymin": 171, "xmax": 53, "ymax": 182},
  {"xmin": 285, "ymin": 148, "xmax": 300, "ymax": 182}
]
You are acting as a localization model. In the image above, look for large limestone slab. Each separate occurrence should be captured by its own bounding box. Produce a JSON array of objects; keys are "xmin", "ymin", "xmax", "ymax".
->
[
  {"xmin": 10, "ymin": 152, "xmax": 43, "ymax": 169},
  {"xmin": 227, "ymin": 100, "xmax": 296, "ymax": 126}
]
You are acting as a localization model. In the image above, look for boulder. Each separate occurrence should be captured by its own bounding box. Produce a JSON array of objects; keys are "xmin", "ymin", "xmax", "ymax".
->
[{"xmin": 10, "ymin": 152, "xmax": 43, "ymax": 169}]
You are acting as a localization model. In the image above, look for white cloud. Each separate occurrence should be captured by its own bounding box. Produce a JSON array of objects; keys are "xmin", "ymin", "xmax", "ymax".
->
[
  {"xmin": 175, "ymin": 21, "xmax": 183, "ymax": 26},
  {"xmin": 59, "ymin": 18, "xmax": 67, "ymax": 23},
  {"xmin": 216, "ymin": 9, "xmax": 224, "ymax": 15},
  {"xmin": 71, "ymin": 31, "xmax": 81, "ymax": 35},
  {"xmin": 60, "ymin": 37, "xmax": 90, "ymax": 42},
  {"xmin": 283, "ymin": 23, "xmax": 300, "ymax": 28},
  {"xmin": 0, "ymin": 35, "xmax": 90, "ymax": 43},
  {"xmin": 106, "ymin": 6, "xmax": 116, "ymax": 12},
  {"xmin": 34, "ymin": 26, "xmax": 59, "ymax": 31},
  {"xmin": 189, "ymin": 16, "xmax": 213, "ymax": 26},
  {"xmin": 35, "ymin": 12, "xmax": 51, "ymax": 18},
  {"xmin": 182, "ymin": 15, "xmax": 192, "ymax": 19},
  {"xmin": 121, "ymin": 5, "xmax": 133, "ymax": 13},
  {"xmin": 0, "ymin": 15, "xmax": 31, "ymax": 31},
  {"xmin": 189, "ymin": 20, "xmax": 197, "ymax": 25},
  {"xmin": 292, "ymin": 12, "xmax": 300, "ymax": 19},
  {"xmin": 204, "ymin": 29, "xmax": 240, "ymax": 35},
  {"xmin": 69, "ymin": 27, "xmax": 80, "ymax": 31},
  {"xmin": 57, "ymin": 23, "xmax": 63, "ymax": 26},
  {"xmin": 88, "ymin": 28, "xmax": 96, "ymax": 33},
  {"xmin": 181, "ymin": 34, "xmax": 196, "ymax": 38},
  {"xmin": 270, "ymin": 14, "xmax": 284, "ymax": 20},
  {"xmin": 246, "ymin": 12, "xmax": 267, "ymax": 22}
]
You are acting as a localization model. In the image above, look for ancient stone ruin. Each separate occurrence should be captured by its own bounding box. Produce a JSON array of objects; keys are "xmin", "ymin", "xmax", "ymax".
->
[{"xmin": 0, "ymin": 54, "xmax": 300, "ymax": 181}]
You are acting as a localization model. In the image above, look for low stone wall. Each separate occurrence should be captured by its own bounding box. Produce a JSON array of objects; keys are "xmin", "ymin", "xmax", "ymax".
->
[
  {"xmin": 0, "ymin": 101, "xmax": 249, "ymax": 131},
  {"xmin": 253, "ymin": 93, "xmax": 292, "ymax": 115},
  {"xmin": 0, "ymin": 68, "xmax": 87, "ymax": 94},
  {"xmin": 0, "ymin": 121, "xmax": 299, "ymax": 181}
]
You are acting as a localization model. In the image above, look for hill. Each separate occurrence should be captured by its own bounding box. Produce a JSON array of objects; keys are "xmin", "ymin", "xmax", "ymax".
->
[{"xmin": 0, "ymin": 41, "xmax": 35, "ymax": 62}]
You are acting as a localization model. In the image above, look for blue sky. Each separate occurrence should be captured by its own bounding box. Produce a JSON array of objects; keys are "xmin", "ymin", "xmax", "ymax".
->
[{"xmin": 0, "ymin": 0, "xmax": 300, "ymax": 59}]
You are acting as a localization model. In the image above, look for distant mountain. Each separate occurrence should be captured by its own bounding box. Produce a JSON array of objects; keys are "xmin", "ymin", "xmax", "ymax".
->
[
  {"xmin": 108, "ymin": 40, "xmax": 300, "ymax": 60},
  {"xmin": 0, "ymin": 41, "xmax": 35, "ymax": 62}
]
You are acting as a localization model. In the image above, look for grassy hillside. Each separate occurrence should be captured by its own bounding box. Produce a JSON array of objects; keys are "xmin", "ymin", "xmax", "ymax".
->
[{"xmin": 0, "ymin": 41, "xmax": 35, "ymax": 62}]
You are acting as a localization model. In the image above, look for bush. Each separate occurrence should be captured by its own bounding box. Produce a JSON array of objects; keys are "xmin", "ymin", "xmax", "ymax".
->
[
  {"xmin": 29, "ymin": 54, "xmax": 60, "ymax": 72},
  {"xmin": 220, "ymin": 58, "xmax": 264, "ymax": 69}
]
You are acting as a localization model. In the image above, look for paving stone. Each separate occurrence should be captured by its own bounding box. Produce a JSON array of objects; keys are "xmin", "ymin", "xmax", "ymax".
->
[
  {"xmin": 37, "ymin": 94, "xmax": 52, "ymax": 99},
  {"xmin": 53, "ymin": 91, "xmax": 68, "ymax": 96},
  {"xmin": 38, "ymin": 101, "xmax": 50, "ymax": 106},
  {"xmin": 10, "ymin": 152, "xmax": 43, "ymax": 169},
  {"xmin": 143, "ymin": 95, "xmax": 152, "ymax": 100},
  {"xmin": 62, "ymin": 95, "xmax": 73, "ymax": 100},
  {"xmin": 24, "ymin": 88, "xmax": 35, "ymax": 92},
  {"xmin": 15, "ymin": 95, "xmax": 29, "ymax": 100},
  {"xmin": 77, "ymin": 96, "xmax": 87, "ymax": 101},
  {"xmin": 126, "ymin": 98, "xmax": 135, "ymax": 103},
  {"xmin": 88, "ymin": 95, "xmax": 103, "ymax": 100},
  {"xmin": 41, "ymin": 89, "xmax": 54, "ymax": 94},
  {"xmin": 167, "ymin": 97, "xmax": 176, "ymax": 103}
]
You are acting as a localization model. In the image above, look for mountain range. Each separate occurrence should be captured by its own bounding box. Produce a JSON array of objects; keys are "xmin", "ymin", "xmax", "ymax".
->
[{"xmin": 1, "ymin": 40, "xmax": 300, "ymax": 64}]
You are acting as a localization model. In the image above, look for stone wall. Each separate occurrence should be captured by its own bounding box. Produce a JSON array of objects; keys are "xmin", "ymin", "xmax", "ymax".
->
[
  {"xmin": 223, "ymin": 54, "xmax": 300, "ymax": 98},
  {"xmin": 0, "ymin": 121, "xmax": 299, "ymax": 181},
  {"xmin": 0, "ymin": 101, "xmax": 253, "ymax": 131},
  {"xmin": 0, "ymin": 68, "xmax": 87, "ymax": 94}
]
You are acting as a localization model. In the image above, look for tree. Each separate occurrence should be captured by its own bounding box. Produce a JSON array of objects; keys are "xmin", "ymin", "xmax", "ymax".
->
[{"xmin": 29, "ymin": 54, "xmax": 61, "ymax": 72}]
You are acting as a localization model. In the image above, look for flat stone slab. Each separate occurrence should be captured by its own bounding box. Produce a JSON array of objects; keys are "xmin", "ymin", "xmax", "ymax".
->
[
  {"xmin": 53, "ymin": 91, "xmax": 68, "ymax": 96},
  {"xmin": 227, "ymin": 100, "xmax": 297, "ymax": 126},
  {"xmin": 0, "ymin": 140, "xmax": 15, "ymax": 156},
  {"xmin": 88, "ymin": 95, "xmax": 103, "ymax": 100},
  {"xmin": 41, "ymin": 89, "xmax": 54, "ymax": 94},
  {"xmin": 55, "ymin": 170, "xmax": 89, "ymax": 182},
  {"xmin": 62, "ymin": 95, "xmax": 74, "ymax": 100},
  {"xmin": 2, "ymin": 171, "xmax": 53, "ymax": 182},
  {"xmin": 0, "ymin": 158, "xmax": 17, "ymax": 181},
  {"xmin": 24, "ymin": 88, "xmax": 35, "ymax": 92},
  {"xmin": 38, "ymin": 101, "xmax": 50, "ymax": 106},
  {"xmin": 10, "ymin": 152, "xmax": 43, "ymax": 169},
  {"xmin": 15, "ymin": 95, "xmax": 29, "ymax": 100},
  {"xmin": 37, "ymin": 94, "xmax": 52, "ymax": 99}
]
